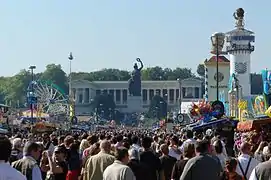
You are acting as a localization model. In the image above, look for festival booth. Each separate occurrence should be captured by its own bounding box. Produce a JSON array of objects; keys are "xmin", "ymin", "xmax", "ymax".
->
[
  {"xmin": 184, "ymin": 100, "xmax": 237, "ymax": 156},
  {"xmin": 186, "ymin": 100, "xmax": 237, "ymax": 131},
  {"xmin": 190, "ymin": 118, "xmax": 238, "ymax": 131},
  {"xmin": 31, "ymin": 122, "xmax": 57, "ymax": 133},
  {"xmin": 232, "ymin": 70, "xmax": 271, "ymax": 152},
  {"xmin": 237, "ymin": 118, "xmax": 271, "ymax": 132},
  {"xmin": 21, "ymin": 109, "xmax": 49, "ymax": 118}
]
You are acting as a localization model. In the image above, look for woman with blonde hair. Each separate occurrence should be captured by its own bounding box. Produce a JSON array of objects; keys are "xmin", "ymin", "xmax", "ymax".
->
[{"xmin": 79, "ymin": 139, "xmax": 90, "ymax": 156}]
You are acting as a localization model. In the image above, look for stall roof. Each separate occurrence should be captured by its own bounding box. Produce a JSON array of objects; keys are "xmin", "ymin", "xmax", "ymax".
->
[
  {"xmin": 191, "ymin": 118, "xmax": 238, "ymax": 131},
  {"xmin": 237, "ymin": 118, "xmax": 271, "ymax": 131}
]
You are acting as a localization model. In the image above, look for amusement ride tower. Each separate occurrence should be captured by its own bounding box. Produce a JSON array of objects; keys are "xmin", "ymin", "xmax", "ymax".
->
[{"xmin": 226, "ymin": 8, "xmax": 255, "ymax": 98}]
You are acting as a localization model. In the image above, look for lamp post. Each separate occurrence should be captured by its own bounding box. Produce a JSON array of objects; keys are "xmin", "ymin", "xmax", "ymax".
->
[
  {"xmin": 29, "ymin": 65, "xmax": 36, "ymax": 123},
  {"xmin": 210, "ymin": 32, "xmax": 225, "ymax": 101},
  {"xmin": 176, "ymin": 78, "xmax": 185, "ymax": 123},
  {"xmin": 177, "ymin": 78, "xmax": 183, "ymax": 112},
  {"xmin": 68, "ymin": 52, "xmax": 73, "ymax": 121},
  {"xmin": 68, "ymin": 52, "xmax": 73, "ymax": 99}
]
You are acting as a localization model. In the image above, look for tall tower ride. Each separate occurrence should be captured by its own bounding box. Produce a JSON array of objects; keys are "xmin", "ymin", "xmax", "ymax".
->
[{"xmin": 226, "ymin": 8, "xmax": 255, "ymax": 97}]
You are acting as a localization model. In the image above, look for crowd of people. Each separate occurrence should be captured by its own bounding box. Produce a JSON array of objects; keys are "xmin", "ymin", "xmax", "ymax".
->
[{"xmin": 0, "ymin": 128, "xmax": 271, "ymax": 180}]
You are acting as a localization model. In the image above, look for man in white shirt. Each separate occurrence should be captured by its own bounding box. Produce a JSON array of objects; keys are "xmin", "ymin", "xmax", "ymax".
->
[
  {"xmin": 236, "ymin": 142, "xmax": 260, "ymax": 180},
  {"xmin": 0, "ymin": 136, "xmax": 26, "ymax": 180},
  {"xmin": 180, "ymin": 130, "xmax": 196, "ymax": 153},
  {"xmin": 103, "ymin": 147, "xmax": 135, "ymax": 180},
  {"xmin": 12, "ymin": 141, "xmax": 43, "ymax": 180},
  {"xmin": 169, "ymin": 136, "xmax": 182, "ymax": 160},
  {"xmin": 131, "ymin": 136, "xmax": 140, "ymax": 152}
]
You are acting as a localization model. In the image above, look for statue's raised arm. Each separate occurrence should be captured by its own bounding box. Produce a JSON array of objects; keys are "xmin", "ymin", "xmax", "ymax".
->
[{"xmin": 136, "ymin": 58, "xmax": 143, "ymax": 71}]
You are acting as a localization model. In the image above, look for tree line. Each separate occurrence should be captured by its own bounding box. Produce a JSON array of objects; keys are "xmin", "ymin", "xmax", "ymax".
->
[{"xmin": 0, "ymin": 63, "xmax": 263, "ymax": 107}]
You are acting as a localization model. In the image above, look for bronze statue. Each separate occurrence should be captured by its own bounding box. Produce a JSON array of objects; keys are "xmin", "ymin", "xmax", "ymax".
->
[
  {"xmin": 233, "ymin": 8, "xmax": 245, "ymax": 28},
  {"xmin": 233, "ymin": 8, "xmax": 245, "ymax": 19},
  {"xmin": 128, "ymin": 58, "xmax": 143, "ymax": 96}
]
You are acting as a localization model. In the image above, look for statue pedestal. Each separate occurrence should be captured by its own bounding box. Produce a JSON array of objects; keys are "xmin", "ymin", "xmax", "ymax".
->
[{"xmin": 127, "ymin": 96, "xmax": 143, "ymax": 113}]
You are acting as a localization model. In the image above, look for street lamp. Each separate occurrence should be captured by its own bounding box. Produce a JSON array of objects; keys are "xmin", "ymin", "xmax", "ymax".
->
[
  {"xmin": 210, "ymin": 32, "xmax": 226, "ymax": 101},
  {"xmin": 68, "ymin": 52, "xmax": 73, "ymax": 99},
  {"xmin": 68, "ymin": 52, "xmax": 74, "ymax": 121},
  {"xmin": 29, "ymin": 65, "xmax": 36, "ymax": 123},
  {"xmin": 177, "ymin": 78, "xmax": 183, "ymax": 111}
]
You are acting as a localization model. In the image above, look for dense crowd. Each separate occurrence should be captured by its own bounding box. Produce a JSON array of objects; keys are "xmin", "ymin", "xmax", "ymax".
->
[{"xmin": 0, "ymin": 128, "xmax": 271, "ymax": 180}]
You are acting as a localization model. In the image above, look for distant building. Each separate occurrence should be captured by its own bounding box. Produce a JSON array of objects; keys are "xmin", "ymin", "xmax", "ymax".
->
[
  {"xmin": 71, "ymin": 78, "xmax": 203, "ymax": 115},
  {"xmin": 204, "ymin": 56, "xmax": 230, "ymax": 102}
]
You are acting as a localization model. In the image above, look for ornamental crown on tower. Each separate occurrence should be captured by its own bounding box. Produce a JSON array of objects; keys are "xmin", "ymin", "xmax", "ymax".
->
[
  {"xmin": 233, "ymin": 8, "xmax": 245, "ymax": 29},
  {"xmin": 235, "ymin": 8, "xmax": 245, "ymax": 19}
]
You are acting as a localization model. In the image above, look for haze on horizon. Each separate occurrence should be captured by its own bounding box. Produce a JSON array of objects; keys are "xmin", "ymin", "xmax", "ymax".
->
[{"xmin": 0, "ymin": 0, "xmax": 270, "ymax": 76}]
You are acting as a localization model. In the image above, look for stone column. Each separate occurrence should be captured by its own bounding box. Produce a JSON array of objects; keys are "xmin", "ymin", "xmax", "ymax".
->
[
  {"xmin": 199, "ymin": 87, "xmax": 202, "ymax": 98},
  {"xmin": 72, "ymin": 88, "xmax": 76, "ymax": 101},
  {"xmin": 120, "ymin": 89, "xmax": 123, "ymax": 104},
  {"xmin": 147, "ymin": 89, "xmax": 150, "ymax": 104},
  {"xmin": 89, "ymin": 88, "xmax": 91, "ymax": 102},
  {"xmin": 173, "ymin": 89, "xmax": 176, "ymax": 105},
  {"xmin": 166, "ymin": 89, "xmax": 169, "ymax": 103},
  {"xmin": 114, "ymin": 90, "xmax": 117, "ymax": 102},
  {"xmin": 76, "ymin": 88, "xmax": 80, "ymax": 104},
  {"xmin": 192, "ymin": 87, "xmax": 196, "ymax": 98},
  {"xmin": 81, "ymin": 89, "xmax": 85, "ymax": 104}
]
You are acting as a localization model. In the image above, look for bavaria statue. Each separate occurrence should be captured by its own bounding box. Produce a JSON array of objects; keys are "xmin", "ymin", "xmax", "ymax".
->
[{"xmin": 128, "ymin": 58, "xmax": 144, "ymax": 96}]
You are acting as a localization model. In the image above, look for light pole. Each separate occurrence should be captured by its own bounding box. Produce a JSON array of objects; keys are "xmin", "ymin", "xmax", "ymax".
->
[
  {"xmin": 176, "ymin": 78, "xmax": 185, "ymax": 123},
  {"xmin": 29, "ymin": 65, "xmax": 36, "ymax": 124},
  {"xmin": 177, "ymin": 78, "xmax": 183, "ymax": 112},
  {"xmin": 211, "ymin": 32, "xmax": 225, "ymax": 101},
  {"xmin": 68, "ymin": 52, "xmax": 74, "ymax": 121}
]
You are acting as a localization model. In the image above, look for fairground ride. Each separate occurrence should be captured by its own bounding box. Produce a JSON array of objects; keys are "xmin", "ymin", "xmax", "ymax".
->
[{"xmin": 27, "ymin": 80, "xmax": 69, "ymax": 117}]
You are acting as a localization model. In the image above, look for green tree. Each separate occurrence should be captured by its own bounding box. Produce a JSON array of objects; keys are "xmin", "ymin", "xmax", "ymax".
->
[
  {"xmin": 172, "ymin": 67, "xmax": 195, "ymax": 80},
  {"xmin": 40, "ymin": 64, "xmax": 68, "ymax": 94},
  {"xmin": 0, "ymin": 77, "xmax": 8, "ymax": 104},
  {"xmin": 196, "ymin": 64, "xmax": 205, "ymax": 77},
  {"xmin": 142, "ymin": 66, "xmax": 165, "ymax": 80},
  {"xmin": 148, "ymin": 94, "xmax": 167, "ymax": 119},
  {"xmin": 4, "ymin": 70, "xmax": 32, "ymax": 106},
  {"xmin": 71, "ymin": 66, "xmax": 195, "ymax": 82}
]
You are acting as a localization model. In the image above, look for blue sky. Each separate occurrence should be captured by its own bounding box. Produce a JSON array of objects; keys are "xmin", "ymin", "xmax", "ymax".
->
[{"xmin": 0, "ymin": 0, "xmax": 270, "ymax": 76}]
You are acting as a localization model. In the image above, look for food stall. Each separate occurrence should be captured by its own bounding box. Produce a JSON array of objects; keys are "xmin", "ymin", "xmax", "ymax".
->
[
  {"xmin": 31, "ymin": 122, "xmax": 57, "ymax": 133},
  {"xmin": 236, "ymin": 118, "xmax": 271, "ymax": 132}
]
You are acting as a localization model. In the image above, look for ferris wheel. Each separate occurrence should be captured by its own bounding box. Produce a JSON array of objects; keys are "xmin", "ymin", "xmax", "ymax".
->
[{"xmin": 27, "ymin": 80, "xmax": 69, "ymax": 116}]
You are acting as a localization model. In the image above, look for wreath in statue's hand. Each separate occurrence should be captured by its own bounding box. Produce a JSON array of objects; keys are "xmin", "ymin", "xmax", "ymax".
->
[{"xmin": 136, "ymin": 58, "xmax": 141, "ymax": 62}]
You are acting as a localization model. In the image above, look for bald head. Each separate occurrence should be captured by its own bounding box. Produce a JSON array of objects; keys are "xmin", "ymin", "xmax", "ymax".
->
[
  {"xmin": 240, "ymin": 142, "xmax": 251, "ymax": 154},
  {"xmin": 100, "ymin": 140, "xmax": 111, "ymax": 153}
]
